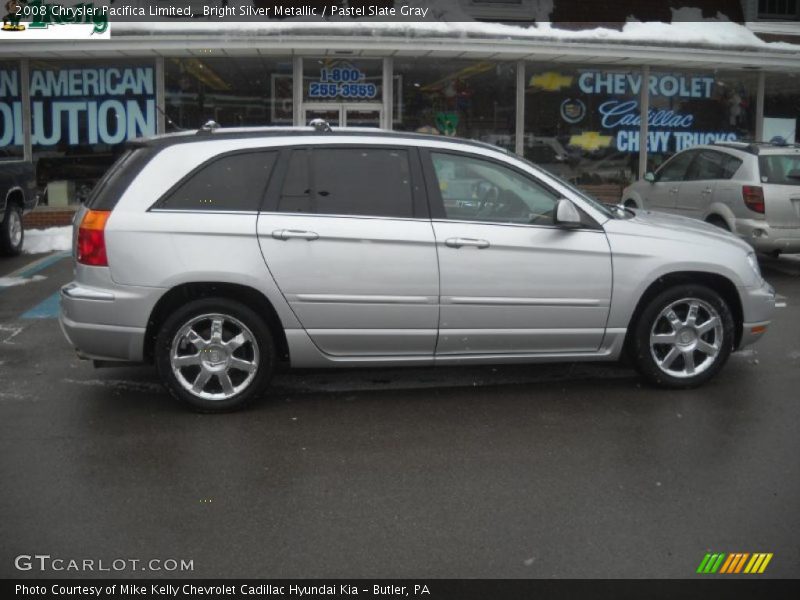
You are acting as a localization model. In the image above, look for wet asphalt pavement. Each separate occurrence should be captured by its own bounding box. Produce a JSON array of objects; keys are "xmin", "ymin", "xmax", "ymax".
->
[{"xmin": 1, "ymin": 252, "xmax": 799, "ymax": 579}]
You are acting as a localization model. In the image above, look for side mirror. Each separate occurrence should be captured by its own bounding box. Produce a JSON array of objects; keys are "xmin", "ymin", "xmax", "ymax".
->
[
  {"xmin": 554, "ymin": 199, "xmax": 582, "ymax": 229},
  {"xmin": 644, "ymin": 172, "xmax": 656, "ymax": 183}
]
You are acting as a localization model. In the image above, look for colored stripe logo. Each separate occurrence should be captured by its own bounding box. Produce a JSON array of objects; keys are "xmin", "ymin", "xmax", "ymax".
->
[{"xmin": 697, "ymin": 552, "xmax": 773, "ymax": 574}]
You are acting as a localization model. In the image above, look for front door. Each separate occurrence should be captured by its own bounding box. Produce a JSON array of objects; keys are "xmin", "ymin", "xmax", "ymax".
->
[
  {"xmin": 423, "ymin": 150, "xmax": 613, "ymax": 356},
  {"xmin": 646, "ymin": 150, "xmax": 696, "ymax": 212},
  {"xmin": 257, "ymin": 145, "xmax": 438, "ymax": 357}
]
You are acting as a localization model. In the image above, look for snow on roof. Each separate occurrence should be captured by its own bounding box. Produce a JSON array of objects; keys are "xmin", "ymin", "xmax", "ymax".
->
[{"xmin": 111, "ymin": 5, "xmax": 800, "ymax": 54}]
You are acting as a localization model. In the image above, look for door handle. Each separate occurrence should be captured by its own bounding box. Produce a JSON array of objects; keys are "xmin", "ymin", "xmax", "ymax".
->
[
  {"xmin": 701, "ymin": 187, "xmax": 713, "ymax": 194},
  {"xmin": 445, "ymin": 237, "xmax": 490, "ymax": 249},
  {"xmin": 271, "ymin": 229, "xmax": 319, "ymax": 241},
  {"xmin": 669, "ymin": 187, "xmax": 679, "ymax": 194}
]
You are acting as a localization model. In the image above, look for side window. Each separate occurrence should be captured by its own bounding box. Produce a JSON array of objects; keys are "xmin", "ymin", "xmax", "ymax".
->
[
  {"xmin": 686, "ymin": 150, "xmax": 726, "ymax": 181},
  {"xmin": 277, "ymin": 147, "xmax": 413, "ymax": 218},
  {"xmin": 158, "ymin": 152, "xmax": 276, "ymax": 211},
  {"xmin": 657, "ymin": 151, "xmax": 695, "ymax": 182},
  {"xmin": 430, "ymin": 152, "xmax": 559, "ymax": 225},
  {"xmin": 720, "ymin": 154, "xmax": 743, "ymax": 179}
]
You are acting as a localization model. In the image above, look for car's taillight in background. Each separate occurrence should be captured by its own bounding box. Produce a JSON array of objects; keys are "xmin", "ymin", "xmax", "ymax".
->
[
  {"xmin": 77, "ymin": 209, "xmax": 111, "ymax": 266},
  {"xmin": 742, "ymin": 185, "xmax": 765, "ymax": 214}
]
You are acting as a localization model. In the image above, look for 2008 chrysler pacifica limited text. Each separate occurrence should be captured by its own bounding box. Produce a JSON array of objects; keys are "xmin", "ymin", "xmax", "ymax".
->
[{"xmin": 59, "ymin": 123, "xmax": 776, "ymax": 411}]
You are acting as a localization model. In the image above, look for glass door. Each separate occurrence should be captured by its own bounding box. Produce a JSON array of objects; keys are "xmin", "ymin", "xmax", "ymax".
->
[
  {"xmin": 343, "ymin": 105, "xmax": 382, "ymax": 128},
  {"xmin": 302, "ymin": 104, "xmax": 342, "ymax": 127}
]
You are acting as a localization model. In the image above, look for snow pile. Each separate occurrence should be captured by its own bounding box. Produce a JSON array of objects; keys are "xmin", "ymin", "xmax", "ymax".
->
[{"xmin": 24, "ymin": 226, "xmax": 72, "ymax": 254}]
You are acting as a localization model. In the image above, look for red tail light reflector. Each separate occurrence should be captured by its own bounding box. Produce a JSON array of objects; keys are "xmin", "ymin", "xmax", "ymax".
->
[
  {"xmin": 742, "ymin": 186, "xmax": 765, "ymax": 214},
  {"xmin": 77, "ymin": 210, "xmax": 111, "ymax": 266}
]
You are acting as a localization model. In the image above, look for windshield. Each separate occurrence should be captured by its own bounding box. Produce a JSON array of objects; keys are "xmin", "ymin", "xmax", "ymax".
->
[{"xmin": 759, "ymin": 154, "xmax": 800, "ymax": 186}]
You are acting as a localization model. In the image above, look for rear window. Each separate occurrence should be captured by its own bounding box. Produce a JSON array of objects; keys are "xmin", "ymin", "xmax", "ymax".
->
[
  {"xmin": 759, "ymin": 154, "xmax": 800, "ymax": 186},
  {"xmin": 157, "ymin": 151, "xmax": 277, "ymax": 211},
  {"xmin": 86, "ymin": 147, "xmax": 153, "ymax": 211}
]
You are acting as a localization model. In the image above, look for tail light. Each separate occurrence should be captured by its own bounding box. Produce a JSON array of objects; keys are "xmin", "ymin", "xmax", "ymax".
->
[
  {"xmin": 742, "ymin": 185, "xmax": 765, "ymax": 214},
  {"xmin": 77, "ymin": 209, "xmax": 111, "ymax": 266}
]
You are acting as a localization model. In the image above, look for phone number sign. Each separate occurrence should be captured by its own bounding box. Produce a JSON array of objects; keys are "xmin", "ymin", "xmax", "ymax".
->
[{"xmin": 308, "ymin": 65, "xmax": 378, "ymax": 100}]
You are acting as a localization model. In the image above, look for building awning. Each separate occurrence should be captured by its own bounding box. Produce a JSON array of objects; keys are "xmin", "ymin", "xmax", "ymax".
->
[{"xmin": 2, "ymin": 21, "xmax": 800, "ymax": 72}]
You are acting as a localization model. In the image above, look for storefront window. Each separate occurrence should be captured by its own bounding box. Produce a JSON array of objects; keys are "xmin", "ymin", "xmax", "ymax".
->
[
  {"xmin": 394, "ymin": 59, "xmax": 516, "ymax": 151},
  {"xmin": 31, "ymin": 60, "xmax": 156, "ymax": 204},
  {"xmin": 166, "ymin": 56, "xmax": 294, "ymax": 128},
  {"xmin": 646, "ymin": 69, "xmax": 757, "ymax": 172},
  {"xmin": 523, "ymin": 64, "xmax": 639, "ymax": 201},
  {"xmin": 0, "ymin": 61, "xmax": 24, "ymax": 161},
  {"xmin": 764, "ymin": 72, "xmax": 800, "ymax": 144}
]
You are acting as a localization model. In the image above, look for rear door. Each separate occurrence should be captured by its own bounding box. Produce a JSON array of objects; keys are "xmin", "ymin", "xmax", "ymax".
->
[
  {"xmin": 646, "ymin": 150, "xmax": 696, "ymax": 212},
  {"xmin": 759, "ymin": 153, "xmax": 800, "ymax": 229},
  {"xmin": 678, "ymin": 150, "xmax": 728, "ymax": 218},
  {"xmin": 257, "ymin": 144, "xmax": 439, "ymax": 357}
]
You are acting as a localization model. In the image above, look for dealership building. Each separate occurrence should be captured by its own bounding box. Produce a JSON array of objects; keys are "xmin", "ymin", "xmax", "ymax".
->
[{"xmin": 1, "ymin": 0, "xmax": 800, "ymax": 213}]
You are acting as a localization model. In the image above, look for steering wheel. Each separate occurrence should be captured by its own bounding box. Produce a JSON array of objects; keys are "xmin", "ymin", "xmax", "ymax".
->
[{"xmin": 472, "ymin": 180, "xmax": 500, "ymax": 210}]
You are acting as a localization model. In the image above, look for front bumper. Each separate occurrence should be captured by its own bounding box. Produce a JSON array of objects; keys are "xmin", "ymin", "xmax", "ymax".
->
[
  {"xmin": 59, "ymin": 273, "xmax": 164, "ymax": 362},
  {"xmin": 737, "ymin": 278, "xmax": 777, "ymax": 350}
]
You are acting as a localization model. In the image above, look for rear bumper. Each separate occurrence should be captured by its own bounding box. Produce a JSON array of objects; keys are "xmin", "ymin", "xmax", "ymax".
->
[
  {"xmin": 737, "ymin": 278, "xmax": 777, "ymax": 350},
  {"xmin": 735, "ymin": 219, "xmax": 800, "ymax": 254},
  {"xmin": 59, "ymin": 274, "xmax": 164, "ymax": 362}
]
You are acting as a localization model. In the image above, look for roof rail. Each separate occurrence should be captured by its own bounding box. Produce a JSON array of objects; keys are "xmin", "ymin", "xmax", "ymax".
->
[{"xmin": 309, "ymin": 118, "xmax": 333, "ymax": 133}]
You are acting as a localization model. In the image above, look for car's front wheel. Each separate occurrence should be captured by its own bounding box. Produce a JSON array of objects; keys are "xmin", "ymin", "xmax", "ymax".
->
[
  {"xmin": 1, "ymin": 204, "xmax": 24, "ymax": 256},
  {"xmin": 155, "ymin": 298, "xmax": 275, "ymax": 412},
  {"xmin": 630, "ymin": 284, "xmax": 735, "ymax": 388}
]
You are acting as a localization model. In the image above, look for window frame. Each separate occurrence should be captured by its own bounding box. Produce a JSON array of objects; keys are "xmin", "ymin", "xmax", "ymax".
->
[
  {"xmin": 419, "ymin": 147, "xmax": 602, "ymax": 230},
  {"xmin": 150, "ymin": 148, "xmax": 279, "ymax": 213},
  {"xmin": 263, "ymin": 144, "xmax": 429, "ymax": 219}
]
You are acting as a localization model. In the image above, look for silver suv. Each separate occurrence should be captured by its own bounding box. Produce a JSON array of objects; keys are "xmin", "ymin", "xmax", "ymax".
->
[
  {"xmin": 622, "ymin": 142, "xmax": 800, "ymax": 256},
  {"xmin": 59, "ymin": 125, "xmax": 776, "ymax": 411}
]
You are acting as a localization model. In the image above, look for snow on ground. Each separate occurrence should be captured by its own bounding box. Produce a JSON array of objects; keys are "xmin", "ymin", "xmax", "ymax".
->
[{"xmin": 24, "ymin": 226, "xmax": 72, "ymax": 254}]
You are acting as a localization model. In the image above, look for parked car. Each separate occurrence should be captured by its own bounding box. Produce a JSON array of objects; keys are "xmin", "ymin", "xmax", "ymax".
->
[
  {"xmin": 622, "ymin": 141, "xmax": 800, "ymax": 256},
  {"xmin": 0, "ymin": 154, "xmax": 39, "ymax": 256},
  {"xmin": 59, "ymin": 124, "xmax": 775, "ymax": 411}
]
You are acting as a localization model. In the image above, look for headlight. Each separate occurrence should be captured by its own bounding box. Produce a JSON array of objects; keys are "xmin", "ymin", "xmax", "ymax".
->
[{"xmin": 746, "ymin": 252, "xmax": 761, "ymax": 280}]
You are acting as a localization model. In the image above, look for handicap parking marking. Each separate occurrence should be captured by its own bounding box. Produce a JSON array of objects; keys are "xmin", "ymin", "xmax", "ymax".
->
[
  {"xmin": 3, "ymin": 251, "xmax": 71, "ymax": 280},
  {"xmin": 20, "ymin": 292, "xmax": 60, "ymax": 320}
]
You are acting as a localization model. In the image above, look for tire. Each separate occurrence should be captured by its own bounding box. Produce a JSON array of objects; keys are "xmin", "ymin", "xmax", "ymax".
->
[
  {"xmin": 629, "ymin": 284, "xmax": 735, "ymax": 389},
  {"xmin": 0, "ymin": 204, "xmax": 24, "ymax": 256},
  {"xmin": 155, "ymin": 297, "xmax": 275, "ymax": 412},
  {"xmin": 706, "ymin": 216, "xmax": 730, "ymax": 231}
]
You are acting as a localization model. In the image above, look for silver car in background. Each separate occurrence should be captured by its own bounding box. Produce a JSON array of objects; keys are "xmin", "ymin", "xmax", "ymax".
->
[
  {"xmin": 59, "ymin": 126, "xmax": 775, "ymax": 411},
  {"xmin": 622, "ymin": 141, "xmax": 800, "ymax": 256}
]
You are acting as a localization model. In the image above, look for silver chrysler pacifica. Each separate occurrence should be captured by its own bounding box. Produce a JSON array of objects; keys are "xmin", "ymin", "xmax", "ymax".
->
[{"xmin": 59, "ymin": 124, "xmax": 776, "ymax": 411}]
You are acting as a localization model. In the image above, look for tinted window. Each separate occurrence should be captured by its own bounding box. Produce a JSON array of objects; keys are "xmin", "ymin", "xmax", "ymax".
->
[
  {"xmin": 686, "ymin": 150, "xmax": 741, "ymax": 181},
  {"xmin": 431, "ymin": 152, "xmax": 559, "ymax": 225},
  {"xmin": 759, "ymin": 154, "xmax": 800, "ymax": 186},
  {"xmin": 657, "ymin": 151, "xmax": 695, "ymax": 182},
  {"xmin": 721, "ymin": 154, "xmax": 743, "ymax": 179},
  {"xmin": 158, "ymin": 152, "xmax": 276, "ymax": 211},
  {"xmin": 278, "ymin": 148, "xmax": 413, "ymax": 218},
  {"xmin": 88, "ymin": 148, "xmax": 154, "ymax": 211}
]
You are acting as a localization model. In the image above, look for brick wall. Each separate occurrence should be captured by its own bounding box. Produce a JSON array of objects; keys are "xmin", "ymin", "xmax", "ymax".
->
[{"xmin": 23, "ymin": 208, "xmax": 77, "ymax": 230}]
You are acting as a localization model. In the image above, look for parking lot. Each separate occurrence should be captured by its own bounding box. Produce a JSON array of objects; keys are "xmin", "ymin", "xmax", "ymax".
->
[{"xmin": 1, "ymin": 250, "xmax": 799, "ymax": 579}]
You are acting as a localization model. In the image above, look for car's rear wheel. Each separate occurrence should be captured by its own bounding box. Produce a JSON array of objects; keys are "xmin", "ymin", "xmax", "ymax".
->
[
  {"xmin": 0, "ymin": 204, "xmax": 24, "ymax": 256},
  {"xmin": 630, "ymin": 284, "xmax": 735, "ymax": 388},
  {"xmin": 155, "ymin": 298, "xmax": 275, "ymax": 412}
]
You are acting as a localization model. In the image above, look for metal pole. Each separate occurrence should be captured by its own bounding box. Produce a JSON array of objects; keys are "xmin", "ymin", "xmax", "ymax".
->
[
  {"xmin": 515, "ymin": 60, "xmax": 525, "ymax": 157},
  {"xmin": 20, "ymin": 59, "xmax": 31, "ymax": 163},
  {"xmin": 383, "ymin": 57, "xmax": 393, "ymax": 130},
  {"xmin": 755, "ymin": 70, "xmax": 765, "ymax": 142},
  {"xmin": 638, "ymin": 65, "xmax": 650, "ymax": 179},
  {"xmin": 293, "ymin": 55, "xmax": 303, "ymax": 126},
  {"xmin": 155, "ymin": 56, "xmax": 166, "ymax": 134}
]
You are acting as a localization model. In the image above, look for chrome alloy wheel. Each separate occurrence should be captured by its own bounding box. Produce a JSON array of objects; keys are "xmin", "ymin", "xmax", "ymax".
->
[
  {"xmin": 170, "ymin": 313, "xmax": 259, "ymax": 401},
  {"xmin": 649, "ymin": 298, "xmax": 723, "ymax": 379},
  {"xmin": 8, "ymin": 209, "xmax": 22, "ymax": 247}
]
